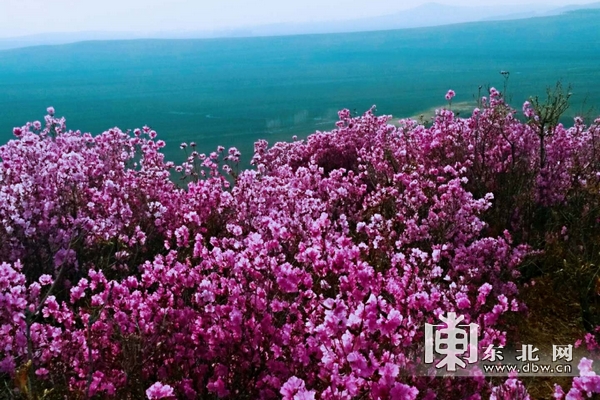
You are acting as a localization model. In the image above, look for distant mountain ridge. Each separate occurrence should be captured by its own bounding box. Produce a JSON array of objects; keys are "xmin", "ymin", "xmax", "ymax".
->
[
  {"xmin": 479, "ymin": 1, "xmax": 600, "ymax": 20},
  {"xmin": 250, "ymin": 2, "xmax": 553, "ymax": 35},
  {"xmin": 1, "ymin": 2, "xmax": 600, "ymax": 51}
]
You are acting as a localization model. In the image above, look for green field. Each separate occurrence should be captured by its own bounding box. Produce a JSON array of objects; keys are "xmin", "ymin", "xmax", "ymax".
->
[{"xmin": 1, "ymin": 10, "xmax": 599, "ymax": 165}]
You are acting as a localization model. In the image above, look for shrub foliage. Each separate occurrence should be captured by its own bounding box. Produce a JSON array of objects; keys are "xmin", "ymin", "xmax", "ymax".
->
[{"xmin": 1, "ymin": 90, "xmax": 600, "ymax": 399}]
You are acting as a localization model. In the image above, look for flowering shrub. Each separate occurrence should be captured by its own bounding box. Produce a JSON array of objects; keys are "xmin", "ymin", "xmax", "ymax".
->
[
  {"xmin": 0, "ymin": 110, "xmax": 180, "ymax": 280},
  {"xmin": 1, "ymin": 89, "xmax": 600, "ymax": 399}
]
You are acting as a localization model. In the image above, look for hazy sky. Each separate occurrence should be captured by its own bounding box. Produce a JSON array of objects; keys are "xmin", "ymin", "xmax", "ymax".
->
[{"xmin": 1, "ymin": 0, "xmax": 598, "ymax": 38}]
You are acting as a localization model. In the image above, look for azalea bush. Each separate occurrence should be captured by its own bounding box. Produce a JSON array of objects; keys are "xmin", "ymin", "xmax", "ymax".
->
[{"xmin": 1, "ymin": 88, "xmax": 600, "ymax": 399}]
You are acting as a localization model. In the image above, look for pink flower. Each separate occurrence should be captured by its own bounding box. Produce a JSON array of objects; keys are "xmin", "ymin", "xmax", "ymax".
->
[
  {"xmin": 207, "ymin": 378, "xmax": 229, "ymax": 398},
  {"xmin": 578, "ymin": 357, "xmax": 595, "ymax": 376},
  {"xmin": 146, "ymin": 382, "xmax": 174, "ymax": 399},
  {"xmin": 294, "ymin": 391, "xmax": 316, "ymax": 400},
  {"xmin": 445, "ymin": 89, "xmax": 456, "ymax": 101},
  {"xmin": 38, "ymin": 274, "xmax": 53, "ymax": 286},
  {"xmin": 456, "ymin": 292, "xmax": 471, "ymax": 309},
  {"xmin": 390, "ymin": 383, "xmax": 418, "ymax": 400},
  {"xmin": 281, "ymin": 377, "xmax": 307, "ymax": 399},
  {"xmin": 523, "ymin": 101, "xmax": 535, "ymax": 118}
]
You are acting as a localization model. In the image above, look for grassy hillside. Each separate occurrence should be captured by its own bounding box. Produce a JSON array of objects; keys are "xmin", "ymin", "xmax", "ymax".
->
[{"xmin": 0, "ymin": 9, "xmax": 599, "ymax": 164}]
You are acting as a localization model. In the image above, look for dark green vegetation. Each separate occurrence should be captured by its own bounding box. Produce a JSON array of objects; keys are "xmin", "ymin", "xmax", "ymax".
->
[{"xmin": 1, "ymin": 9, "xmax": 599, "ymax": 165}]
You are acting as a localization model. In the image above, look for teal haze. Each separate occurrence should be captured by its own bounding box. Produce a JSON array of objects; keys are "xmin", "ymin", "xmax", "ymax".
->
[{"xmin": 0, "ymin": 10, "xmax": 599, "ymax": 165}]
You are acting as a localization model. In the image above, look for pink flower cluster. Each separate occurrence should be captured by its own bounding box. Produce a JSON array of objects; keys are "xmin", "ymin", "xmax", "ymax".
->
[
  {"xmin": 554, "ymin": 358, "xmax": 600, "ymax": 399},
  {"xmin": 1, "ymin": 91, "xmax": 600, "ymax": 398}
]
